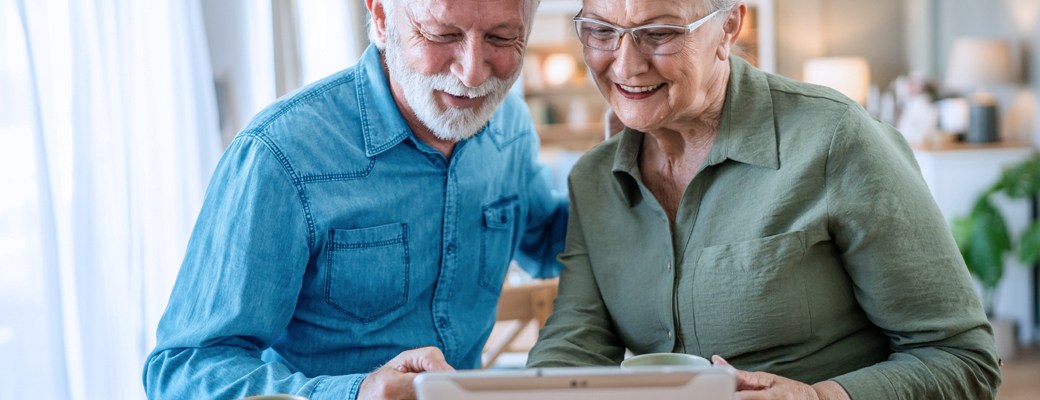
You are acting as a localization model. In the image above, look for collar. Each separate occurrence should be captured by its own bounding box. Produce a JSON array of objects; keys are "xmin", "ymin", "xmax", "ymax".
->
[
  {"xmin": 356, "ymin": 45, "xmax": 413, "ymax": 157},
  {"xmin": 610, "ymin": 56, "xmax": 780, "ymax": 207},
  {"xmin": 709, "ymin": 56, "xmax": 780, "ymax": 170}
]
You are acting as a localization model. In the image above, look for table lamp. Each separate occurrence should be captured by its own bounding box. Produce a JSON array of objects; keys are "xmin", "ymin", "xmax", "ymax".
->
[
  {"xmin": 803, "ymin": 57, "xmax": 871, "ymax": 105},
  {"xmin": 944, "ymin": 37, "xmax": 1012, "ymax": 143}
]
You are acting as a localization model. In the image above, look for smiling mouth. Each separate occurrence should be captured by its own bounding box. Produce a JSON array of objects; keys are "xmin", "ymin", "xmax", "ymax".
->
[
  {"xmin": 615, "ymin": 82, "xmax": 665, "ymax": 93},
  {"xmin": 446, "ymin": 92, "xmax": 482, "ymax": 99},
  {"xmin": 438, "ymin": 90, "xmax": 485, "ymax": 108}
]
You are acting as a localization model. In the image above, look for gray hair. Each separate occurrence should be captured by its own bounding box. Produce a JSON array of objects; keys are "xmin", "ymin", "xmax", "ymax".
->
[
  {"xmin": 709, "ymin": 0, "xmax": 739, "ymax": 13},
  {"xmin": 367, "ymin": 0, "xmax": 541, "ymax": 50}
]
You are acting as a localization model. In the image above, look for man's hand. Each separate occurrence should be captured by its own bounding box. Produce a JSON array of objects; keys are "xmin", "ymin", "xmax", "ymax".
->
[
  {"xmin": 358, "ymin": 347, "xmax": 455, "ymax": 400},
  {"xmin": 712, "ymin": 355, "xmax": 851, "ymax": 400}
]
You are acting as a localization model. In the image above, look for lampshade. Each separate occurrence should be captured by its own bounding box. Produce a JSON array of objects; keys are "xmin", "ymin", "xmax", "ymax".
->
[
  {"xmin": 803, "ymin": 57, "xmax": 871, "ymax": 104},
  {"xmin": 944, "ymin": 38, "xmax": 1012, "ymax": 92}
]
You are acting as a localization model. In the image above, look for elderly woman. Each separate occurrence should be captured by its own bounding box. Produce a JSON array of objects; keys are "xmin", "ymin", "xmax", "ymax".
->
[{"xmin": 525, "ymin": 0, "xmax": 1001, "ymax": 398}]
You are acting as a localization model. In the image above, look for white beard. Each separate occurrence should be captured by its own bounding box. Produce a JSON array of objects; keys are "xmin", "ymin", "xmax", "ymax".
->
[{"xmin": 383, "ymin": 22, "xmax": 519, "ymax": 141}]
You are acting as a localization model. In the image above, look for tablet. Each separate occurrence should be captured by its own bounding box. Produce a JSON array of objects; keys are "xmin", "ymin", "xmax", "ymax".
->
[{"xmin": 413, "ymin": 366, "xmax": 736, "ymax": 400}]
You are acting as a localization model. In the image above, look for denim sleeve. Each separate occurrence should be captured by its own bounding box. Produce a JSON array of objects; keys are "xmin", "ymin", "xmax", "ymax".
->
[
  {"xmin": 142, "ymin": 134, "xmax": 365, "ymax": 400},
  {"xmin": 514, "ymin": 120, "xmax": 568, "ymax": 279}
]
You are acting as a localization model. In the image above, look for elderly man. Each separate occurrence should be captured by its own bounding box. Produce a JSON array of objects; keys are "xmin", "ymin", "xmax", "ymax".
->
[{"xmin": 142, "ymin": 0, "xmax": 564, "ymax": 399}]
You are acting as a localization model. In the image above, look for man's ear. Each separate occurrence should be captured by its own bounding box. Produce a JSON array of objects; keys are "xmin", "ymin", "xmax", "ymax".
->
[
  {"xmin": 367, "ymin": 0, "xmax": 388, "ymax": 45},
  {"xmin": 716, "ymin": 2, "xmax": 746, "ymax": 61}
]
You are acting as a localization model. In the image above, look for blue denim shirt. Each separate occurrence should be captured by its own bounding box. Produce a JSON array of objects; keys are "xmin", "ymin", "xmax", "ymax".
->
[{"xmin": 143, "ymin": 45, "xmax": 567, "ymax": 400}]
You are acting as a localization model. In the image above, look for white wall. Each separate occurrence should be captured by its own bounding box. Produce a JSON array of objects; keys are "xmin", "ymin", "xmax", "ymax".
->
[{"xmin": 774, "ymin": 0, "xmax": 906, "ymax": 89}]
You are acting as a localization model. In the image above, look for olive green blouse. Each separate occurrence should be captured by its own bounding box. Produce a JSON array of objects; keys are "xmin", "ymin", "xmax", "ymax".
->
[{"xmin": 526, "ymin": 57, "xmax": 1001, "ymax": 399}]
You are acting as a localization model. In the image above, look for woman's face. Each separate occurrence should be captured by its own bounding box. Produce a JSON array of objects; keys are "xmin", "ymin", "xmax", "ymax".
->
[{"xmin": 579, "ymin": 0, "xmax": 735, "ymax": 132}]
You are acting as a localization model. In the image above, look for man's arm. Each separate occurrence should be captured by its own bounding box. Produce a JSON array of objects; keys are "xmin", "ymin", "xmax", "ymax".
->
[
  {"xmin": 514, "ymin": 112, "xmax": 568, "ymax": 279},
  {"xmin": 143, "ymin": 134, "xmax": 361, "ymax": 400}
]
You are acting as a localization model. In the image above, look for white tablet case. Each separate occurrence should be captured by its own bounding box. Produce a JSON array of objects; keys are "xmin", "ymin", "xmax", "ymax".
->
[{"xmin": 414, "ymin": 366, "xmax": 736, "ymax": 400}]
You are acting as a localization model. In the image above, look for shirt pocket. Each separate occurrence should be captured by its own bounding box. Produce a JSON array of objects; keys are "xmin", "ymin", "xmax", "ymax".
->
[
  {"xmin": 325, "ymin": 223, "xmax": 409, "ymax": 322},
  {"xmin": 692, "ymin": 231, "xmax": 810, "ymax": 353},
  {"xmin": 479, "ymin": 195, "xmax": 520, "ymax": 294}
]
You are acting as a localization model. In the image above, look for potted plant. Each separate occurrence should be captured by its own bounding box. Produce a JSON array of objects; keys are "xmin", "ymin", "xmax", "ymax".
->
[{"xmin": 952, "ymin": 154, "xmax": 1040, "ymax": 360}]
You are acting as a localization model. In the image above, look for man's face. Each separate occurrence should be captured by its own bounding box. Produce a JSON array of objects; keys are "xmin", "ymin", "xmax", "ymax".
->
[{"xmin": 377, "ymin": 0, "xmax": 532, "ymax": 141}]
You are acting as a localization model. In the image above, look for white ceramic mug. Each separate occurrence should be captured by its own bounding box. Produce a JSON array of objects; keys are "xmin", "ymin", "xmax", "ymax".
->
[{"xmin": 620, "ymin": 352, "xmax": 710, "ymax": 368}]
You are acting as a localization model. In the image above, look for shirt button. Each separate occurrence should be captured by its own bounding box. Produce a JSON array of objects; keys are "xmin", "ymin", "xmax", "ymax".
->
[
  {"xmin": 446, "ymin": 244, "xmax": 455, "ymax": 254},
  {"xmin": 668, "ymin": 330, "xmax": 673, "ymax": 338},
  {"xmin": 666, "ymin": 263, "xmax": 671, "ymax": 271}
]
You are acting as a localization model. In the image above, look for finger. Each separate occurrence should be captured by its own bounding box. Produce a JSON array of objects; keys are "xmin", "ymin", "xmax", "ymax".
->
[
  {"xmin": 734, "ymin": 370, "xmax": 773, "ymax": 391},
  {"xmin": 395, "ymin": 347, "xmax": 455, "ymax": 373},
  {"xmin": 414, "ymin": 347, "xmax": 455, "ymax": 372},
  {"xmin": 711, "ymin": 355, "xmax": 730, "ymax": 366}
]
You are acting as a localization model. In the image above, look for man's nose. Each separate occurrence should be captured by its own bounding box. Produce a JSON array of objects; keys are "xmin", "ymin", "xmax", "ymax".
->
[{"xmin": 452, "ymin": 39, "xmax": 492, "ymax": 88}]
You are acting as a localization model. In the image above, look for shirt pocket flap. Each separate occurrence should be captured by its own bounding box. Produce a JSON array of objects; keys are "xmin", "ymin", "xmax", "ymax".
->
[{"xmin": 483, "ymin": 196, "xmax": 519, "ymax": 229}]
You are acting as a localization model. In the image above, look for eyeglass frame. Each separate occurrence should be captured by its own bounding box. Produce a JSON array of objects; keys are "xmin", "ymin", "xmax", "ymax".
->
[{"xmin": 572, "ymin": 9, "xmax": 723, "ymax": 55}]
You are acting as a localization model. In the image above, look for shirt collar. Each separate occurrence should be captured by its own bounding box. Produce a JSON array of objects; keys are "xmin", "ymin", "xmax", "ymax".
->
[
  {"xmin": 610, "ymin": 56, "xmax": 780, "ymax": 207},
  {"xmin": 356, "ymin": 45, "xmax": 412, "ymax": 157},
  {"xmin": 709, "ymin": 56, "xmax": 780, "ymax": 171}
]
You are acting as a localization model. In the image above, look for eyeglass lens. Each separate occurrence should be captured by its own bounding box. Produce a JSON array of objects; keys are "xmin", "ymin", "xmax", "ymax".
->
[{"xmin": 575, "ymin": 22, "xmax": 689, "ymax": 55}]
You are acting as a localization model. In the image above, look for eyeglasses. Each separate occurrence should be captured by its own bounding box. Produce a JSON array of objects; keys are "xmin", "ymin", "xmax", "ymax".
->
[{"xmin": 573, "ymin": 9, "xmax": 721, "ymax": 55}]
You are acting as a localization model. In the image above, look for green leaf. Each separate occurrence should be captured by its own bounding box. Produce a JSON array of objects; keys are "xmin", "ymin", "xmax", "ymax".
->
[
  {"xmin": 1018, "ymin": 221, "xmax": 1040, "ymax": 266},
  {"xmin": 999, "ymin": 155, "xmax": 1040, "ymax": 199},
  {"xmin": 964, "ymin": 196, "xmax": 1010, "ymax": 290}
]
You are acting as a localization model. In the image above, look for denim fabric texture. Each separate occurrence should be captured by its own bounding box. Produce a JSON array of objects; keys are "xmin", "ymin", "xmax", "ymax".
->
[{"xmin": 143, "ymin": 45, "xmax": 567, "ymax": 400}]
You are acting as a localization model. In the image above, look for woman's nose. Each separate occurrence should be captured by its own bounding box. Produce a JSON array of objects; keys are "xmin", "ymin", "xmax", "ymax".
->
[{"xmin": 611, "ymin": 34, "xmax": 649, "ymax": 79}]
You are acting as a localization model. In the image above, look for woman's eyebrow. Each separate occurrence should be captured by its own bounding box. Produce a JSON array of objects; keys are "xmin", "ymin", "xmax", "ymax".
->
[{"xmin": 579, "ymin": 11, "xmax": 685, "ymax": 26}]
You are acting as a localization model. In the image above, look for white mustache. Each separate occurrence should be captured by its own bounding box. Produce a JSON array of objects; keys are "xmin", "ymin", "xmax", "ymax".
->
[{"xmin": 423, "ymin": 73, "xmax": 507, "ymax": 99}]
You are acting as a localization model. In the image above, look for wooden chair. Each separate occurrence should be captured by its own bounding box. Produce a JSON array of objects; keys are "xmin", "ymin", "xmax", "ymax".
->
[{"xmin": 481, "ymin": 278, "xmax": 559, "ymax": 368}]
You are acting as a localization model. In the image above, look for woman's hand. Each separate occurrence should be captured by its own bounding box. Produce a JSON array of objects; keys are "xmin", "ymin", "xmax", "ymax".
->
[{"xmin": 712, "ymin": 356, "xmax": 850, "ymax": 400}]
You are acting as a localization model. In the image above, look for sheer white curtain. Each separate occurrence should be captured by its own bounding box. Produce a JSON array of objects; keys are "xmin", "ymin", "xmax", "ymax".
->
[
  {"xmin": 295, "ymin": 0, "xmax": 368, "ymax": 85},
  {"xmin": 0, "ymin": 0, "xmax": 221, "ymax": 399}
]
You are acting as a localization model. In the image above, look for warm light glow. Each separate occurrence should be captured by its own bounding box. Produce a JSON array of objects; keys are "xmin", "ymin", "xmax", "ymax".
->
[
  {"xmin": 1009, "ymin": 0, "xmax": 1040, "ymax": 35},
  {"xmin": 542, "ymin": 53, "xmax": 576, "ymax": 86},
  {"xmin": 944, "ymin": 38, "xmax": 1012, "ymax": 92},
  {"xmin": 802, "ymin": 57, "xmax": 870, "ymax": 104}
]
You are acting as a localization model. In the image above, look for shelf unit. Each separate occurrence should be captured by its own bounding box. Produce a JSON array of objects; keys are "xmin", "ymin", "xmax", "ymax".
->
[{"xmin": 522, "ymin": 40, "xmax": 608, "ymax": 152}]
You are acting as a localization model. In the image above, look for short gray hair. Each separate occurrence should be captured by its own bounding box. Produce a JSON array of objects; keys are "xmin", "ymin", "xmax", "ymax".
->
[
  {"xmin": 368, "ymin": 0, "xmax": 540, "ymax": 50},
  {"xmin": 709, "ymin": 0, "xmax": 739, "ymax": 13}
]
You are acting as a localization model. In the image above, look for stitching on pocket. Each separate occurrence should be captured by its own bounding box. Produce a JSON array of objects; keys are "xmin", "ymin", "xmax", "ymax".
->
[
  {"xmin": 325, "ymin": 223, "xmax": 410, "ymax": 322},
  {"xmin": 479, "ymin": 195, "xmax": 520, "ymax": 293}
]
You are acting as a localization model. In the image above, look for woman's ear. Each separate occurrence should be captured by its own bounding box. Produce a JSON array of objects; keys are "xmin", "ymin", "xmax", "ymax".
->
[{"xmin": 716, "ymin": 2, "xmax": 746, "ymax": 61}]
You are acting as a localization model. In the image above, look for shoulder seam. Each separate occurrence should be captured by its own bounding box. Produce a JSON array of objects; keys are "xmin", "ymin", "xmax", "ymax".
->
[
  {"xmin": 770, "ymin": 86, "xmax": 851, "ymax": 107},
  {"xmin": 252, "ymin": 72, "xmax": 357, "ymax": 133},
  {"xmin": 823, "ymin": 105, "xmax": 852, "ymax": 236},
  {"xmin": 238, "ymin": 132, "xmax": 318, "ymax": 249}
]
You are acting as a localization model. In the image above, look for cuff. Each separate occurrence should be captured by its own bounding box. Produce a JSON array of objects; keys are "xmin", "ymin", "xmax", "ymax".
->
[
  {"xmin": 830, "ymin": 367, "xmax": 898, "ymax": 400},
  {"xmin": 306, "ymin": 373, "xmax": 366, "ymax": 400}
]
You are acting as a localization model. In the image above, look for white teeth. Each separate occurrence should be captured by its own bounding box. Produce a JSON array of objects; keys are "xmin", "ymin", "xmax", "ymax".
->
[
  {"xmin": 619, "ymin": 83, "xmax": 663, "ymax": 93},
  {"xmin": 445, "ymin": 91, "xmax": 481, "ymax": 99}
]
